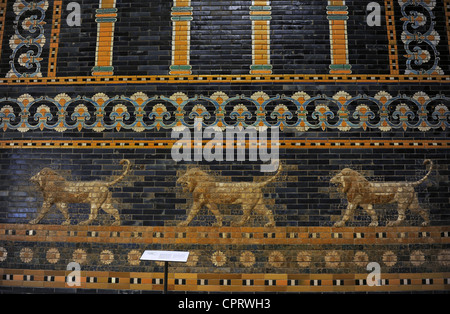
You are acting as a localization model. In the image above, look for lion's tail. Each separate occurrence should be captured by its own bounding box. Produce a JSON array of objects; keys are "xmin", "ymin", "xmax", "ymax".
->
[
  {"xmin": 258, "ymin": 161, "xmax": 282, "ymax": 187},
  {"xmin": 107, "ymin": 159, "xmax": 131, "ymax": 187},
  {"xmin": 411, "ymin": 159, "xmax": 433, "ymax": 187}
]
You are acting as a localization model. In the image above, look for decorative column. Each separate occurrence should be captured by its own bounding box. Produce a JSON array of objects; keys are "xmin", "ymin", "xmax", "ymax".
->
[
  {"xmin": 91, "ymin": 0, "xmax": 117, "ymax": 76},
  {"xmin": 250, "ymin": 1, "xmax": 272, "ymax": 75},
  {"xmin": 327, "ymin": 1, "xmax": 352, "ymax": 74},
  {"xmin": 170, "ymin": 0, "xmax": 193, "ymax": 75}
]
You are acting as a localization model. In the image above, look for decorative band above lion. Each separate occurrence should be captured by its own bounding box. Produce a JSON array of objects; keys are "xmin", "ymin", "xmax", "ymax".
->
[
  {"xmin": 29, "ymin": 159, "xmax": 131, "ymax": 226},
  {"xmin": 330, "ymin": 159, "xmax": 433, "ymax": 227}
]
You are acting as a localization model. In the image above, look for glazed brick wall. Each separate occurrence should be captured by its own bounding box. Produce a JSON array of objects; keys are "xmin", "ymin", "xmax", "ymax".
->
[
  {"xmin": 0, "ymin": 0, "xmax": 449, "ymax": 293},
  {"xmin": 0, "ymin": 143, "xmax": 449, "ymax": 227}
]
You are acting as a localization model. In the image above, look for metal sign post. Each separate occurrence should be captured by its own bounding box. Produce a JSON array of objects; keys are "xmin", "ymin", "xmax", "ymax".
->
[{"xmin": 140, "ymin": 250, "xmax": 190, "ymax": 294}]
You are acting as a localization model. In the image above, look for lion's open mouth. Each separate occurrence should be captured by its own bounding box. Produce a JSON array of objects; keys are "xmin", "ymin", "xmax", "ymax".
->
[
  {"xmin": 330, "ymin": 179, "xmax": 343, "ymax": 192},
  {"xmin": 330, "ymin": 178, "xmax": 339, "ymax": 186},
  {"xmin": 178, "ymin": 181, "xmax": 189, "ymax": 191}
]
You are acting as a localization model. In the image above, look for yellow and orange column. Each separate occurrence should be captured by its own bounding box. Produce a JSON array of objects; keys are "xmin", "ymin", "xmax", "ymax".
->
[
  {"xmin": 92, "ymin": 0, "xmax": 117, "ymax": 76},
  {"xmin": 170, "ymin": 0, "xmax": 193, "ymax": 75},
  {"xmin": 327, "ymin": 1, "xmax": 352, "ymax": 74},
  {"xmin": 250, "ymin": 1, "xmax": 272, "ymax": 75}
]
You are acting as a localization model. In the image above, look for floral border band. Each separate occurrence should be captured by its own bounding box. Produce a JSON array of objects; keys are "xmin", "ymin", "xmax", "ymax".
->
[{"xmin": 0, "ymin": 91, "xmax": 449, "ymax": 133}]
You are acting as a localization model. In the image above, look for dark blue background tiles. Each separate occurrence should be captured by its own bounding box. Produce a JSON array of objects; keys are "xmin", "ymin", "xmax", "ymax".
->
[
  {"xmin": 271, "ymin": 1, "xmax": 331, "ymax": 74},
  {"xmin": 190, "ymin": 0, "xmax": 252, "ymax": 74}
]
